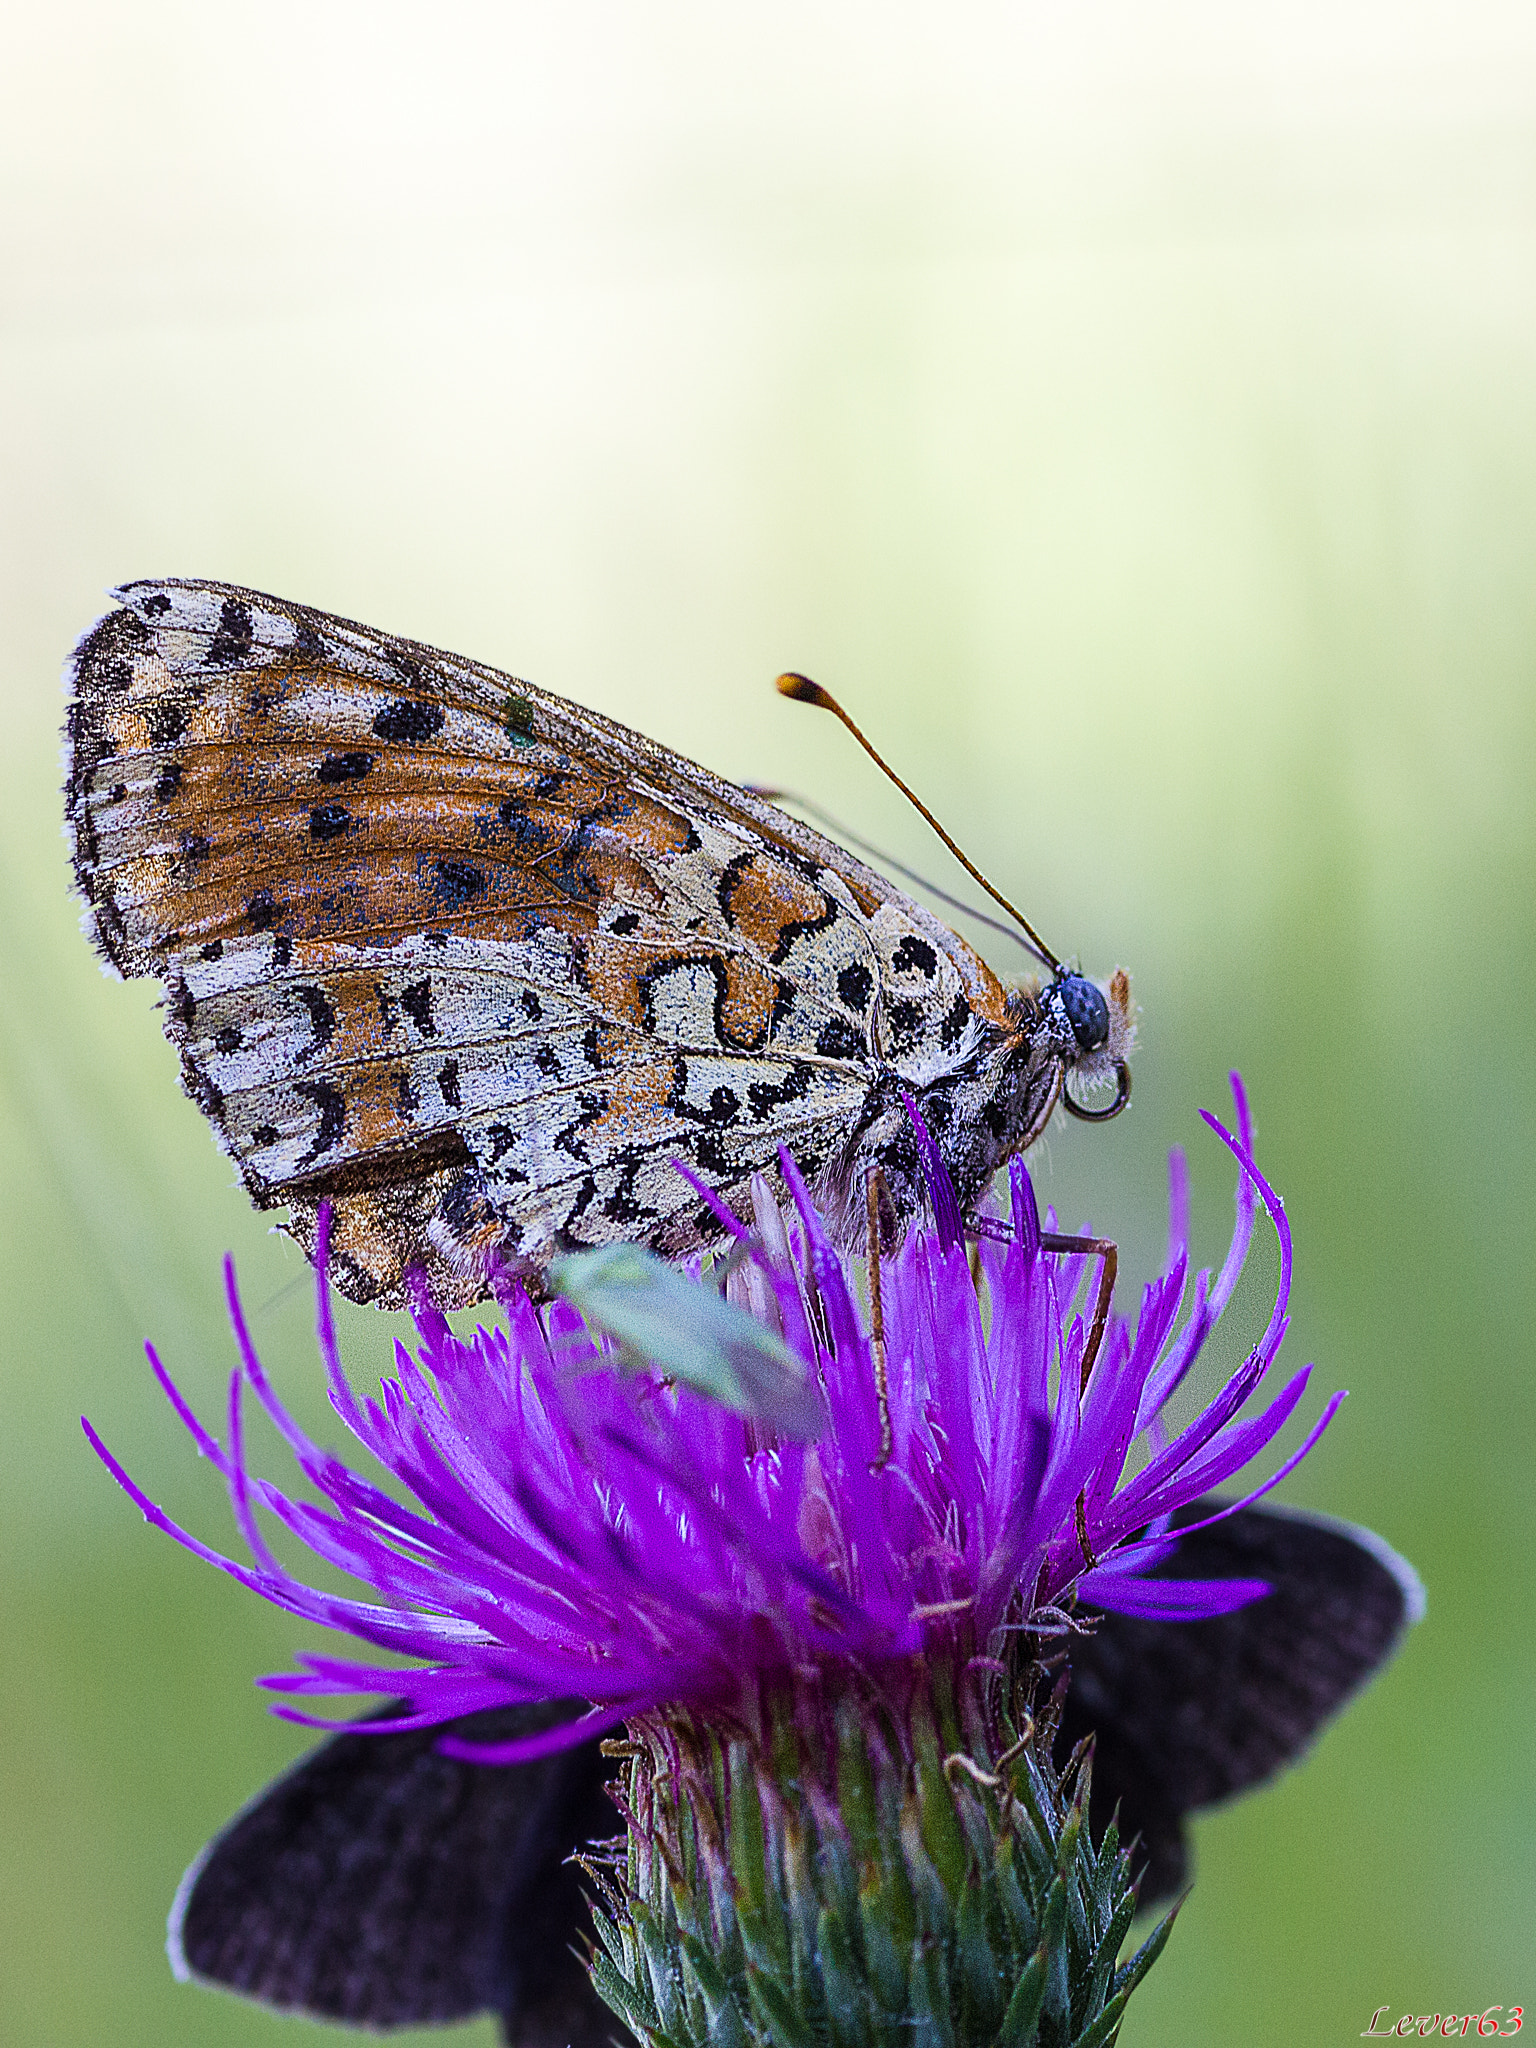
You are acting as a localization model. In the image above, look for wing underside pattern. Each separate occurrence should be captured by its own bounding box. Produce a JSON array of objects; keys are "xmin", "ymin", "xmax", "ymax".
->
[{"xmin": 66, "ymin": 579, "xmax": 1008, "ymax": 1302}]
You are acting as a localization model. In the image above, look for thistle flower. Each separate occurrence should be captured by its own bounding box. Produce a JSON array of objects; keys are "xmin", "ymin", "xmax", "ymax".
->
[{"xmin": 88, "ymin": 1076, "xmax": 1352, "ymax": 2045}]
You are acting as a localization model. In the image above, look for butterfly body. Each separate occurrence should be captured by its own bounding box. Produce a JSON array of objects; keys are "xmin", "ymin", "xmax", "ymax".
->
[{"xmin": 65, "ymin": 579, "xmax": 1132, "ymax": 1306}]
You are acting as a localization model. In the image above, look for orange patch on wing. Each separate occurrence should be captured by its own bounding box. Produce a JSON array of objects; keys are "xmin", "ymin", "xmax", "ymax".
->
[
  {"xmin": 581, "ymin": 937, "xmax": 661, "ymax": 1029},
  {"xmin": 325, "ymin": 1059, "xmax": 424, "ymax": 1157},
  {"xmin": 719, "ymin": 851, "xmax": 828, "ymax": 960},
  {"xmin": 717, "ymin": 952, "xmax": 780, "ymax": 1051},
  {"xmin": 945, "ymin": 927, "xmax": 1013, "ymax": 1029},
  {"xmin": 586, "ymin": 1057, "xmax": 675, "ymax": 1149}
]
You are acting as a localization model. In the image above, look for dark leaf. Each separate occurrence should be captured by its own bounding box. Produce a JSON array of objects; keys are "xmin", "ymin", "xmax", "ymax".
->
[
  {"xmin": 1057, "ymin": 1498, "xmax": 1422, "ymax": 1903},
  {"xmin": 170, "ymin": 1703, "xmax": 615, "ymax": 2044}
]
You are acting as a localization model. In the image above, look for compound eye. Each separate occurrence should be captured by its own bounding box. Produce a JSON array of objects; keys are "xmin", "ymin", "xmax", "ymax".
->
[{"xmin": 1058, "ymin": 973, "xmax": 1110, "ymax": 1052}]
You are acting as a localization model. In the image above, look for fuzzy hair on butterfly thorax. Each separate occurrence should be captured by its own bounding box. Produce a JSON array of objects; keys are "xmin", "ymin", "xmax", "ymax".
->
[{"xmin": 64, "ymin": 577, "xmax": 1133, "ymax": 1307}]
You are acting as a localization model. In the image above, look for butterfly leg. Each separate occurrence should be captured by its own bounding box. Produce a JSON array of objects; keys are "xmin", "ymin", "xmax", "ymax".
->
[
  {"xmin": 866, "ymin": 1167, "xmax": 894, "ymax": 1472},
  {"xmin": 1037, "ymin": 1233, "xmax": 1118, "ymax": 1396},
  {"xmin": 964, "ymin": 1217, "xmax": 1118, "ymax": 1393},
  {"xmin": 1038, "ymin": 1231, "xmax": 1116, "ymax": 1573}
]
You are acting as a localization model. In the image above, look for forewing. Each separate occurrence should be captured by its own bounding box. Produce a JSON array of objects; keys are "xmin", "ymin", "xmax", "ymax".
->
[
  {"xmin": 65, "ymin": 578, "xmax": 989, "ymax": 1297},
  {"xmin": 1058, "ymin": 1499, "xmax": 1422, "ymax": 1904},
  {"xmin": 169, "ymin": 1707, "xmax": 614, "ymax": 2044}
]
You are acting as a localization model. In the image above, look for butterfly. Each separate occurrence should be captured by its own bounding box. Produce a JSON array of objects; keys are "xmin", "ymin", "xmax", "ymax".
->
[
  {"xmin": 167, "ymin": 1499, "xmax": 1422, "ymax": 2043},
  {"xmin": 64, "ymin": 579, "xmax": 1133, "ymax": 1309}
]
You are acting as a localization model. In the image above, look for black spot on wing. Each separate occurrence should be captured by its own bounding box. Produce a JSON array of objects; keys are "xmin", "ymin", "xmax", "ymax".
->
[
  {"xmin": 290, "ymin": 616, "xmax": 326, "ymax": 663},
  {"xmin": 601, "ymin": 1159, "xmax": 655, "ymax": 1226},
  {"xmin": 205, "ymin": 596, "xmax": 254, "ymax": 667},
  {"xmin": 294, "ymin": 1081, "xmax": 346, "ymax": 1167},
  {"xmin": 746, "ymin": 1065, "xmax": 813, "ymax": 1122},
  {"xmin": 885, "ymin": 996, "xmax": 924, "ymax": 1057},
  {"xmin": 316, "ymin": 750, "xmax": 375, "ymax": 784},
  {"xmin": 400, "ymin": 979, "xmax": 435, "ymax": 1037},
  {"xmin": 295, "ymin": 986, "xmax": 336, "ymax": 1058},
  {"xmin": 939, "ymin": 990, "xmax": 972, "ymax": 1050},
  {"xmin": 247, "ymin": 889, "xmax": 279, "ymax": 931},
  {"xmin": 430, "ymin": 859, "xmax": 486, "ymax": 908},
  {"xmin": 147, "ymin": 700, "xmax": 188, "ymax": 747},
  {"xmin": 691, "ymin": 1129, "xmax": 731, "ymax": 1177},
  {"xmin": 554, "ymin": 1096, "xmax": 605, "ymax": 1165},
  {"xmin": 154, "ymin": 762, "xmax": 183, "ymax": 802},
  {"xmin": 892, "ymin": 934, "xmax": 939, "ymax": 979},
  {"xmin": 373, "ymin": 700, "xmax": 445, "ymax": 746},
  {"xmin": 493, "ymin": 802, "xmax": 552, "ymax": 854},
  {"xmin": 437, "ymin": 1059, "xmax": 462, "ymax": 1111},
  {"xmin": 560, "ymin": 1173, "xmax": 601, "ymax": 1237},
  {"xmin": 481, "ymin": 1122, "xmax": 524, "ymax": 1171},
  {"xmin": 815, "ymin": 1016, "xmax": 864, "ymax": 1061},
  {"xmin": 703, "ymin": 1086, "xmax": 740, "ymax": 1126},
  {"xmin": 837, "ymin": 962, "xmax": 873, "ymax": 1012},
  {"xmin": 309, "ymin": 803, "xmax": 351, "ymax": 842}
]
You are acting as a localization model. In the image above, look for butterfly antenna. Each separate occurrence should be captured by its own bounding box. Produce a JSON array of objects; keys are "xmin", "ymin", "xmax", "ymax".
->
[
  {"xmin": 747, "ymin": 785, "xmax": 1053, "ymax": 968},
  {"xmin": 776, "ymin": 673, "xmax": 1061, "ymax": 971}
]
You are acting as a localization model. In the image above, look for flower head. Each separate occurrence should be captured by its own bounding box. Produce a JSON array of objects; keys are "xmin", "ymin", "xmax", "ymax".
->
[{"xmin": 86, "ymin": 1076, "xmax": 1341, "ymax": 1762}]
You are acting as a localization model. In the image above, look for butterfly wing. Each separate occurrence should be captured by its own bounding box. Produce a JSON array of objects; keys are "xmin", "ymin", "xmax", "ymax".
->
[
  {"xmin": 66, "ymin": 579, "xmax": 1008, "ymax": 1304},
  {"xmin": 169, "ymin": 1706, "xmax": 613, "ymax": 2043},
  {"xmin": 1057, "ymin": 1498, "xmax": 1423, "ymax": 1903}
]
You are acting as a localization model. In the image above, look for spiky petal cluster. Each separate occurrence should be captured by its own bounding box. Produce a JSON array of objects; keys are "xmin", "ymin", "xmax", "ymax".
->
[{"xmin": 86, "ymin": 1077, "xmax": 1341, "ymax": 1762}]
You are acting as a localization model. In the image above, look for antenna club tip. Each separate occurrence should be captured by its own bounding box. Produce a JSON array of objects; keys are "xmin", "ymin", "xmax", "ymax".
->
[{"xmin": 775, "ymin": 671, "xmax": 835, "ymax": 709}]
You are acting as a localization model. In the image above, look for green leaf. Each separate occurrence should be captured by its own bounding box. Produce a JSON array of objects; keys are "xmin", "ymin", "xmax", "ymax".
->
[
  {"xmin": 1110, "ymin": 1898, "xmax": 1181, "ymax": 2002},
  {"xmin": 678, "ymin": 1930, "xmax": 750, "ymax": 2048},
  {"xmin": 1071, "ymin": 1984, "xmax": 1135, "ymax": 2048},
  {"xmin": 997, "ymin": 1948, "xmax": 1047, "ymax": 2048},
  {"xmin": 589, "ymin": 1940, "xmax": 661, "ymax": 2034},
  {"xmin": 745, "ymin": 1965, "xmax": 813, "ymax": 2048},
  {"xmin": 818, "ymin": 1907, "xmax": 873, "ymax": 2048},
  {"xmin": 1085, "ymin": 1889, "xmax": 1139, "ymax": 2006},
  {"xmin": 956, "ymin": 1876, "xmax": 1004, "ymax": 2027},
  {"xmin": 911, "ymin": 1711, "xmax": 969, "ymax": 1905},
  {"xmin": 909, "ymin": 1937, "xmax": 959, "ymax": 2048},
  {"xmin": 549, "ymin": 1243, "xmax": 823, "ymax": 1438},
  {"xmin": 1038, "ymin": 1875, "xmax": 1070, "ymax": 2021}
]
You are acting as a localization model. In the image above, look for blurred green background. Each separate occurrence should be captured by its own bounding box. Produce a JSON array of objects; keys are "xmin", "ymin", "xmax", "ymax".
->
[{"xmin": 3, "ymin": 4, "xmax": 1532, "ymax": 2042}]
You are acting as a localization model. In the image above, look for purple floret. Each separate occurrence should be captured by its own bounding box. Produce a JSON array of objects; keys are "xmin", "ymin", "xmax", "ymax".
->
[{"xmin": 85, "ymin": 1075, "xmax": 1343, "ymax": 1762}]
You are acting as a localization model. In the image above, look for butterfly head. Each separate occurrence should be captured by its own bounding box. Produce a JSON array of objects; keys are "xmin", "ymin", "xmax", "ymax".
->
[{"xmin": 1031, "ymin": 966, "xmax": 1135, "ymax": 1123}]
